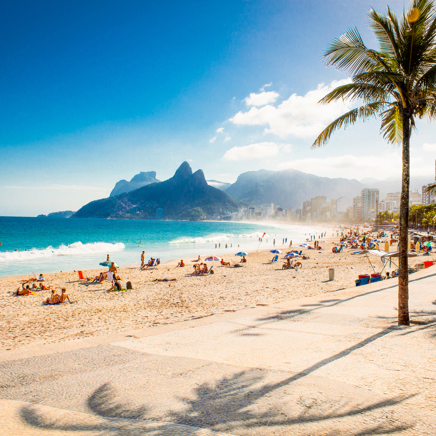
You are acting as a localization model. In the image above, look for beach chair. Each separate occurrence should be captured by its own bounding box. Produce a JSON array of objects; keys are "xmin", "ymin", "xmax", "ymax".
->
[
  {"xmin": 270, "ymin": 255, "xmax": 278, "ymax": 263},
  {"xmin": 206, "ymin": 266, "xmax": 214, "ymax": 274},
  {"xmin": 78, "ymin": 271, "xmax": 88, "ymax": 281}
]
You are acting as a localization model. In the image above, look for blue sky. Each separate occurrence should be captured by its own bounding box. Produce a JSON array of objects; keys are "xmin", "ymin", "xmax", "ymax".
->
[{"xmin": 1, "ymin": 0, "xmax": 435, "ymax": 216}]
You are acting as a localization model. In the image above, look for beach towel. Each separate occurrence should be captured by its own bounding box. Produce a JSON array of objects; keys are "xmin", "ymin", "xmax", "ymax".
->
[{"xmin": 107, "ymin": 271, "xmax": 114, "ymax": 281}]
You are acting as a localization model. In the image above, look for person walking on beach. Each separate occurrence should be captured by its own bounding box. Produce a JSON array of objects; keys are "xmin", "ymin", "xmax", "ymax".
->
[{"xmin": 141, "ymin": 251, "xmax": 145, "ymax": 268}]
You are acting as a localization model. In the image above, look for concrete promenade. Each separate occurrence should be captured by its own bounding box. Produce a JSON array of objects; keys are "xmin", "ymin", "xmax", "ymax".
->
[{"xmin": 1, "ymin": 269, "xmax": 436, "ymax": 435}]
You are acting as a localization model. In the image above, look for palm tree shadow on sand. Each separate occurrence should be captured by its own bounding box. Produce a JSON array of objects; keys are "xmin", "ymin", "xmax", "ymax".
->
[{"xmin": 20, "ymin": 370, "xmax": 413, "ymax": 435}]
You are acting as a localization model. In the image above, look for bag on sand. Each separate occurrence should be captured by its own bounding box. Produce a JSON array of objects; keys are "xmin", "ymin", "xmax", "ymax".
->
[
  {"xmin": 210, "ymin": 269, "xmax": 214, "ymax": 274},
  {"xmin": 126, "ymin": 281, "xmax": 133, "ymax": 290},
  {"xmin": 114, "ymin": 281, "xmax": 122, "ymax": 291}
]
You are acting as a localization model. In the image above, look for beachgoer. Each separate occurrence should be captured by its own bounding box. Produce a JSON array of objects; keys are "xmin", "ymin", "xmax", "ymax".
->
[
  {"xmin": 59, "ymin": 288, "xmax": 72, "ymax": 303},
  {"xmin": 107, "ymin": 254, "xmax": 110, "ymax": 261},
  {"xmin": 109, "ymin": 262, "xmax": 117, "ymax": 282},
  {"xmin": 38, "ymin": 273, "xmax": 45, "ymax": 281},
  {"xmin": 153, "ymin": 278, "xmax": 177, "ymax": 282},
  {"xmin": 177, "ymin": 260, "xmax": 185, "ymax": 267},
  {"xmin": 240, "ymin": 256, "xmax": 247, "ymax": 263},
  {"xmin": 16, "ymin": 286, "xmax": 33, "ymax": 296},
  {"xmin": 141, "ymin": 251, "xmax": 145, "ymax": 268},
  {"xmin": 220, "ymin": 259, "xmax": 230, "ymax": 266}
]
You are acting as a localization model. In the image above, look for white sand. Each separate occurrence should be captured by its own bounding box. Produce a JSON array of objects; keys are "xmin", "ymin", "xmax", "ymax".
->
[{"xmin": 1, "ymin": 236, "xmax": 432, "ymax": 351}]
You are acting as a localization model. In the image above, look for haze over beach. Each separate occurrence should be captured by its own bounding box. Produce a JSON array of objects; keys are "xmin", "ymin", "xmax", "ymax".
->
[{"xmin": 2, "ymin": 1, "xmax": 436, "ymax": 435}]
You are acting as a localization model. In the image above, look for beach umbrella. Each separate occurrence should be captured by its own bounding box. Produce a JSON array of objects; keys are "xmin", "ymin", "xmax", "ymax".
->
[
  {"xmin": 99, "ymin": 261, "xmax": 119, "ymax": 268},
  {"xmin": 270, "ymin": 249, "xmax": 282, "ymax": 254},
  {"xmin": 285, "ymin": 252, "xmax": 300, "ymax": 258},
  {"xmin": 204, "ymin": 256, "xmax": 221, "ymax": 262},
  {"xmin": 299, "ymin": 244, "xmax": 307, "ymax": 247},
  {"xmin": 235, "ymin": 251, "xmax": 248, "ymax": 257}
]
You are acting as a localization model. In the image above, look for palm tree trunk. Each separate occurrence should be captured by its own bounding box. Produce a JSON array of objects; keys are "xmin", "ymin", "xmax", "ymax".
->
[{"xmin": 398, "ymin": 112, "xmax": 411, "ymax": 326}]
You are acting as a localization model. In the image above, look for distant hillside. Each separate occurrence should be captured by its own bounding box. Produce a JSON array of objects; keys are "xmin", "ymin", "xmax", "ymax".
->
[
  {"xmin": 360, "ymin": 175, "xmax": 431, "ymax": 196},
  {"xmin": 73, "ymin": 162, "xmax": 244, "ymax": 220},
  {"xmin": 37, "ymin": 210, "xmax": 75, "ymax": 218},
  {"xmin": 110, "ymin": 171, "xmax": 160, "ymax": 197},
  {"xmin": 207, "ymin": 180, "xmax": 231, "ymax": 191},
  {"xmin": 225, "ymin": 169, "xmax": 363, "ymax": 208}
]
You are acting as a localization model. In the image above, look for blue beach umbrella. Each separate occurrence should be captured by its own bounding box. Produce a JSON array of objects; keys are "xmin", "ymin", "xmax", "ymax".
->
[
  {"xmin": 235, "ymin": 251, "xmax": 248, "ymax": 257},
  {"xmin": 270, "ymin": 249, "xmax": 282, "ymax": 254},
  {"xmin": 285, "ymin": 252, "xmax": 300, "ymax": 258},
  {"xmin": 100, "ymin": 261, "xmax": 119, "ymax": 268}
]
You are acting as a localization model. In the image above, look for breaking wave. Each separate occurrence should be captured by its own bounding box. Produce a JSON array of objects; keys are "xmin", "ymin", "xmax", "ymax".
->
[
  {"xmin": 169, "ymin": 232, "xmax": 262, "ymax": 245},
  {"xmin": 0, "ymin": 241, "xmax": 125, "ymax": 262}
]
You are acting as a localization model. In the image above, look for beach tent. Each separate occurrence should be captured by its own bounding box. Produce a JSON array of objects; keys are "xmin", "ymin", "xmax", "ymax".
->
[
  {"xmin": 352, "ymin": 249, "xmax": 390, "ymax": 273},
  {"xmin": 285, "ymin": 252, "xmax": 300, "ymax": 258}
]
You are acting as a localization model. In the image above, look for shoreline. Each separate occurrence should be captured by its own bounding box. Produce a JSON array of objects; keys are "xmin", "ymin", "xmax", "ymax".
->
[
  {"xmin": 0, "ymin": 220, "xmax": 330, "ymax": 278},
  {"xmin": 4, "ymin": 230, "xmax": 428, "ymax": 352}
]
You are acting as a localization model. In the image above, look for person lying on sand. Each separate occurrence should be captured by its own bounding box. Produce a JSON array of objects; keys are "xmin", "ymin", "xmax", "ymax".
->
[
  {"xmin": 191, "ymin": 255, "xmax": 201, "ymax": 262},
  {"xmin": 220, "ymin": 259, "xmax": 230, "ymax": 266},
  {"xmin": 16, "ymin": 285, "xmax": 36, "ymax": 296},
  {"xmin": 44, "ymin": 289, "xmax": 72, "ymax": 305},
  {"xmin": 153, "ymin": 278, "xmax": 177, "ymax": 282}
]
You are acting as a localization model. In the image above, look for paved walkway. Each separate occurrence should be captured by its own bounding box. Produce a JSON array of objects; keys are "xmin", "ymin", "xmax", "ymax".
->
[{"xmin": 1, "ymin": 269, "xmax": 436, "ymax": 435}]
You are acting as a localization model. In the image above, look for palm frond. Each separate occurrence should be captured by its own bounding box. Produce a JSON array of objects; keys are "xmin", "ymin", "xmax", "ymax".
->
[
  {"xmin": 380, "ymin": 106, "xmax": 403, "ymax": 143},
  {"xmin": 425, "ymin": 182, "xmax": 436, "ymax": 194},
  {"xmin": 369, "ymin": 8, "xmax": 400, "ymax": 60},
  {"xmin": 319, "ymin": 82, "xmax": 392, "ymax": 104},
  {"xmin": 312, "ymin": 103, "xmax": 385, "ymax": 148},
  {"xmin": 324, "ymin": 28, "xmax": 392, "ymax": 75}
]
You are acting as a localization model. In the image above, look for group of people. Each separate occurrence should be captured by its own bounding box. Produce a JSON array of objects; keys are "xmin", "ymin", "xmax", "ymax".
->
[{"xmin": 191, "ymin": 263, "xmax": 211, "ymax": 275}]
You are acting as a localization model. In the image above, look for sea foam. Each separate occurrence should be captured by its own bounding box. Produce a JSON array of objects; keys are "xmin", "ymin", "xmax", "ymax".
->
[
  {"xmin": 0, "ymin": 241, "xmax": 125, "ymax": 262},
  {"xmin": 168, "ymin": 232, "xmax": 262, "ymax": 245}
]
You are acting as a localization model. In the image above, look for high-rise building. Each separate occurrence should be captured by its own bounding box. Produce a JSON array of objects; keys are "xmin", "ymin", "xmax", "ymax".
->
[
  {"xmin": 361, "ymin": 188, "xmax": 379, "ymax": 219},
  {"xmin": 311, "ymin": 196, "xmax": 326, "ymax": 217},
  {"xmin": 353, "ymin": 196, "xmax": 362, "ymax": 220}
]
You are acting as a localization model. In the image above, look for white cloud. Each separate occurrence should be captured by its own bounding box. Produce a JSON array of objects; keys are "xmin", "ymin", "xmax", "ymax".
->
[
  {"xmin": 223, "ymin": 142, "xmax": 291, "ymax": 161},
  {"xmin": 224, "ymin": 136, "xmax": 231, "ymax": 142},
  {"xmin": 209, "ymin": 137, "xmax": 216, "ymax": 143},
  {"xmin": 244, "ymin": 91, "xmax": 279, "ymax": 107},
  {"xmin": 422, "ymin": 143, "xmax": 436, "ymax": 152},
  {"xmin": 276, "ymin": 151, "xmax": 431, "ymax": 179},
  {"xmin": 216, "ymin": 127, "xmax": 224, "ymax": 134},
  {"xmin": 231, "ymin": 79, "xmax": 353, "ymax": 138},
  {"xmin": 260, "ymin": 83, "xmax": 272, "ymax": 91}
]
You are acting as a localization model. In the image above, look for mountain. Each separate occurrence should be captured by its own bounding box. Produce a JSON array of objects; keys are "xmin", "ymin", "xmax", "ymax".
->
[
  {"xmin": 360, "ymin": 175, "xmax": 432, "ymax": 196},
  {"xmin": 225, "ymin": 169, "xmax": 363, "ymax": 208},
  {"xmin": 207, "ymin": 180, "xmax": 231, "ymax": 191},
  {"xmin": 110, "ymin": 171, "xmax": 160, "ymax": 197},
  {"xmin": 37, "ymin": 210, "xmax": 75, "ymax": 218},
  {"xmin": 72, "ymin": 162, "xmax": 244, "ymax": 220}
]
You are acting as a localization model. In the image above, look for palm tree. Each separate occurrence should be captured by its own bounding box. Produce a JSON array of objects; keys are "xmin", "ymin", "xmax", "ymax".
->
[{"xmin": 312, "ymin": 0, "xmax": 436, "ymax": 325}]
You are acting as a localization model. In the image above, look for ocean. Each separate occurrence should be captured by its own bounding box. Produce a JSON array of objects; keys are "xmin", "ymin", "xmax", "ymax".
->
[{"xmin": 0, "ymin": 217, "xmax": 325, "ymax": 277}]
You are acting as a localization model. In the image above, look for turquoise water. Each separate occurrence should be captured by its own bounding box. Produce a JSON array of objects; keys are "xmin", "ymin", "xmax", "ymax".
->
[{"xmin": 0, "ymin": 217, "xmax": 322, "ymax": 277}]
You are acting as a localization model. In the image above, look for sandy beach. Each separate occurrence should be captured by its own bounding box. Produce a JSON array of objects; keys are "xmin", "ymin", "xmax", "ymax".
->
[{"xmin": 1, "ymin": 235, "xmax": 433, "ymax": 351}]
